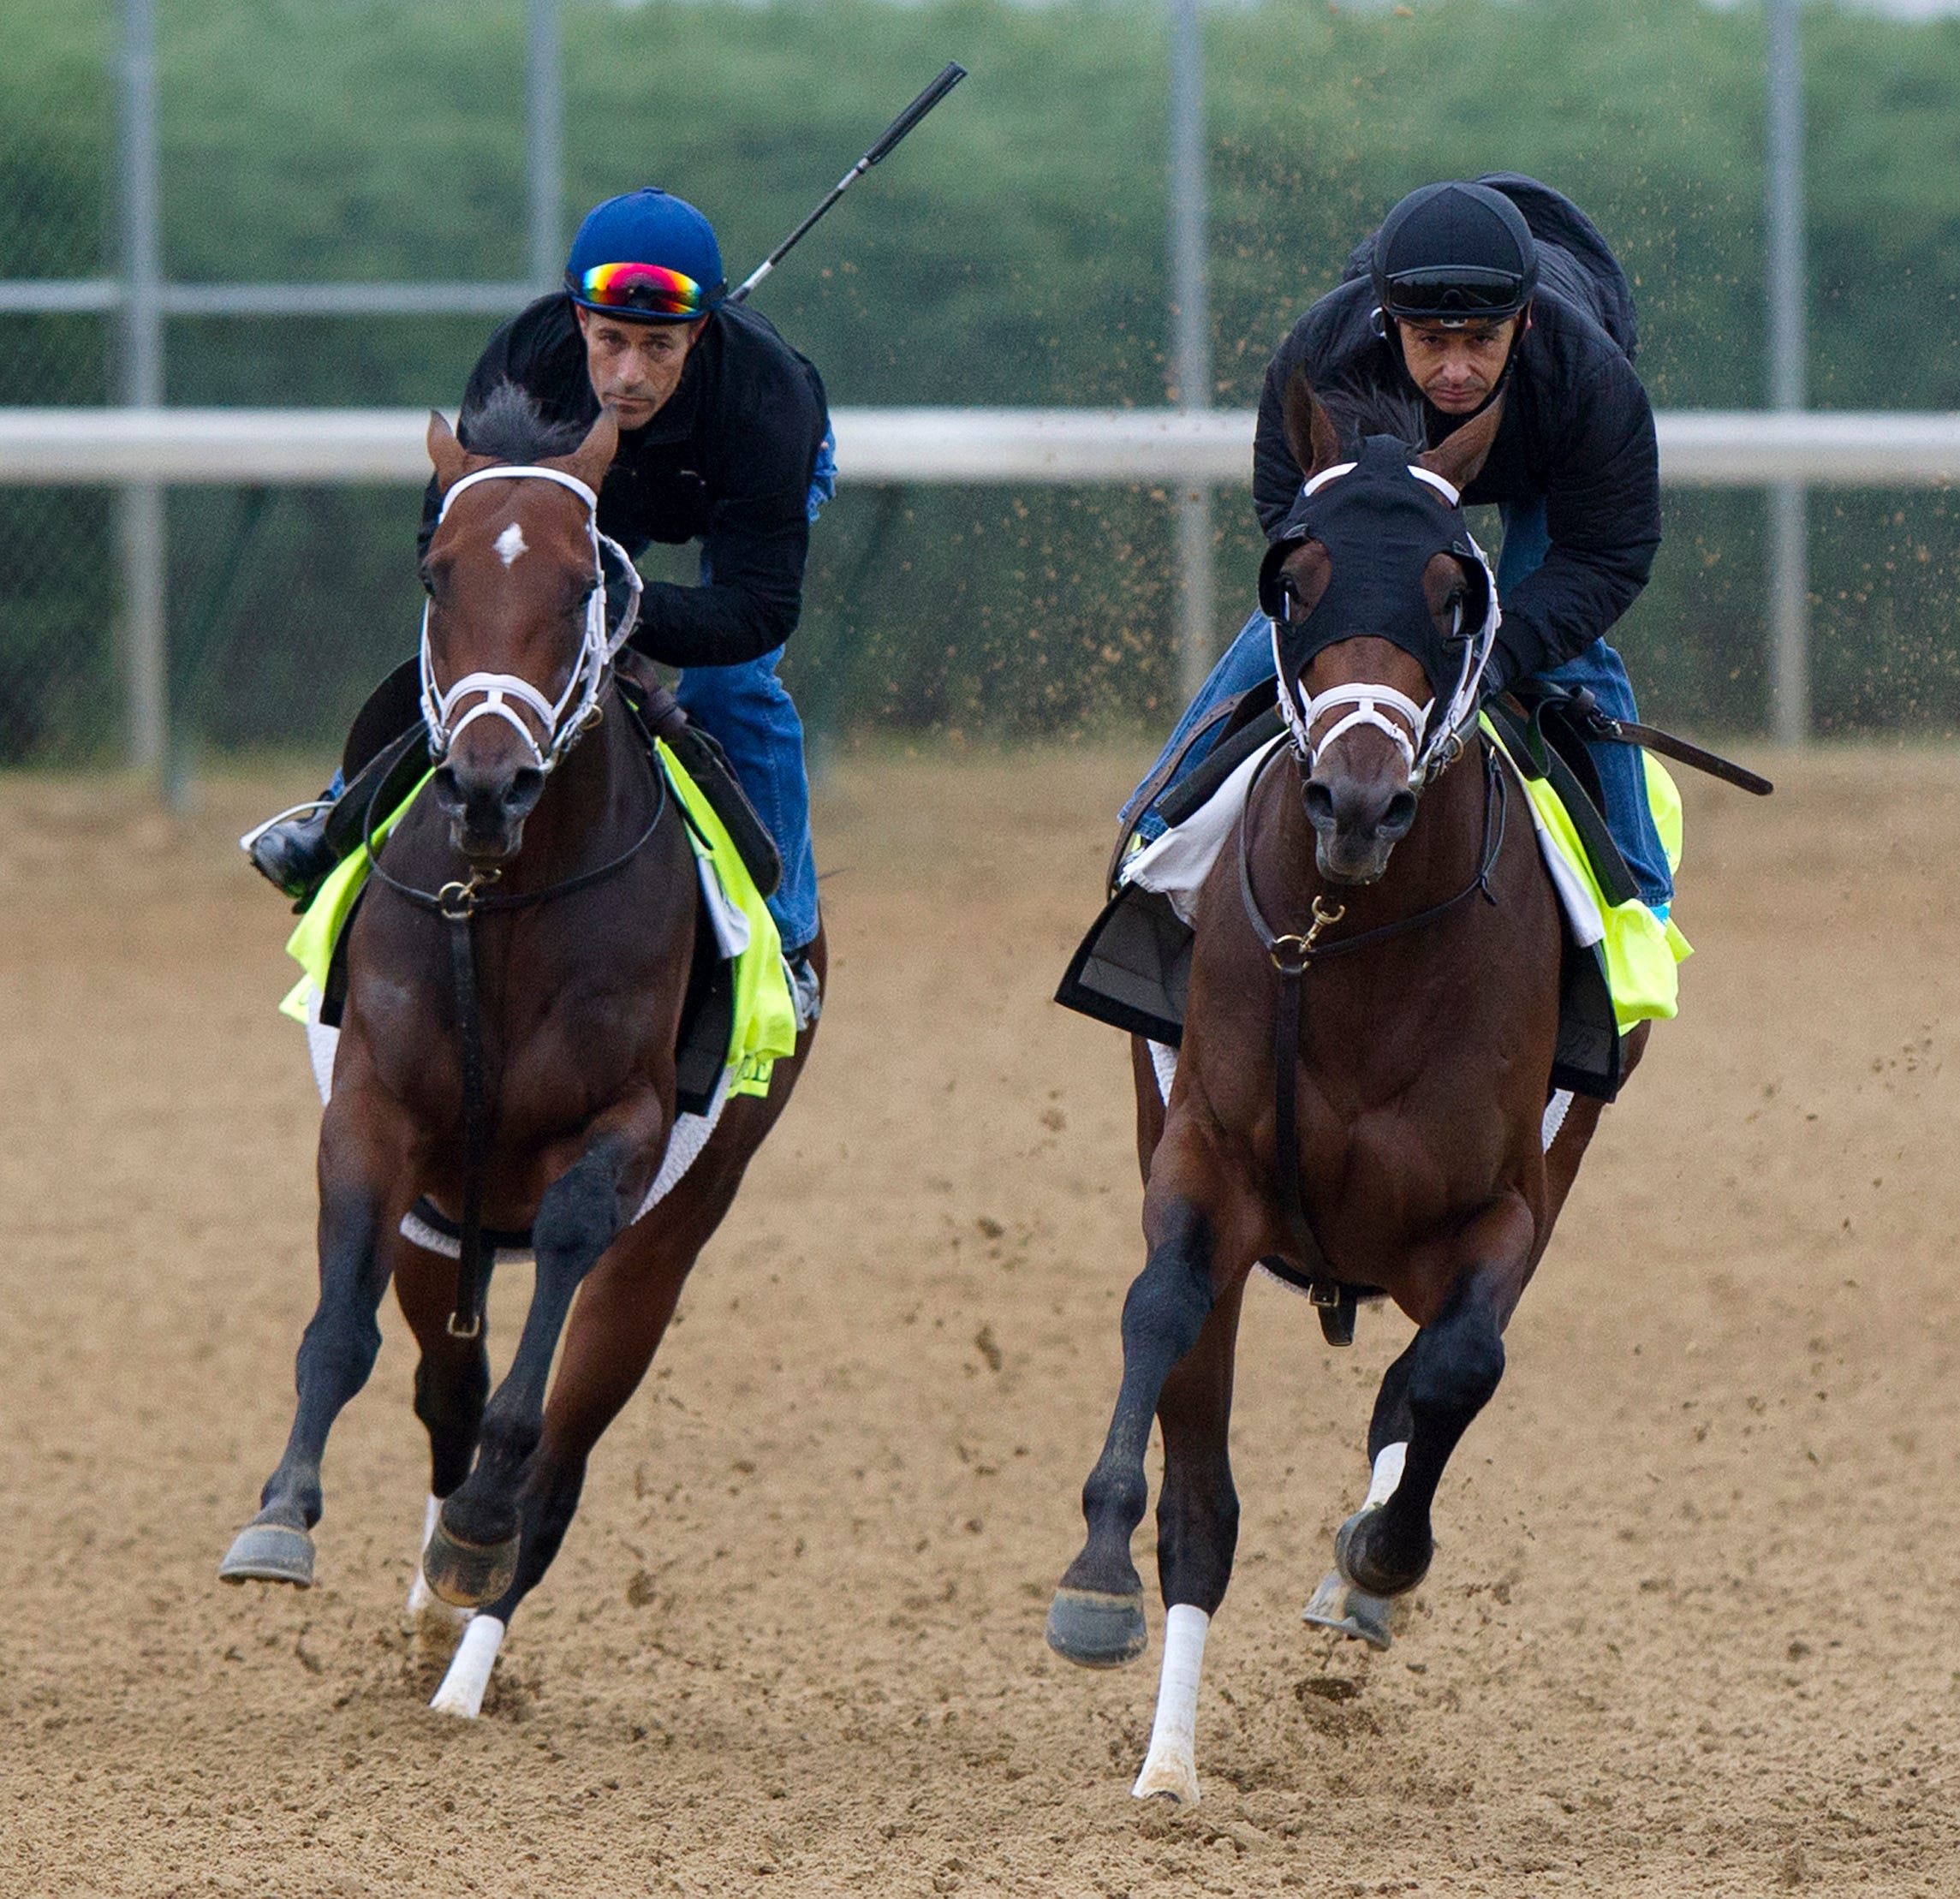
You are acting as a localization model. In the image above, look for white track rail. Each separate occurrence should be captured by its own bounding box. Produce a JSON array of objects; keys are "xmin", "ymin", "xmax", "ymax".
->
[{"xmin": 3, "ymin": 406, "xmax": 1960, "ymax": 487}]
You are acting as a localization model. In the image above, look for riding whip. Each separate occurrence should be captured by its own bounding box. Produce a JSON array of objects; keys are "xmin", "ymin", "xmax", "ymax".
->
[{"xmin": 729, "ymin": 63, "xmax": 968, "ymax": 303}]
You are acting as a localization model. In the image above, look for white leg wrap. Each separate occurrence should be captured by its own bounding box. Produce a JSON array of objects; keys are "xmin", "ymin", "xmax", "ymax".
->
[
  {"xmin": 1131, "ymin": 1603, "xmax": 1210, "ymax": 1804},
  {"xmin": 1363, "ymin": 1441, "xmax": 1408, "ymax": 1511},
  {"xmin": 1541, "ymin": 1087, "xmax": 1573, "ymax": 1152},
  {"xmin": 429, "ymin": 1613, "xmax": 505, "ymax": 1719},
  {"xmin": 406, "ymin": 1496, "xmax": 474, "ymax": 1636}
]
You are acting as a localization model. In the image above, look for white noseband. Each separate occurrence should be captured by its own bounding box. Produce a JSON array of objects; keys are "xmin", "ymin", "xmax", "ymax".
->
[{"xmin": 419, "ymin": 462, "xmax": 643, "ymax": 774}]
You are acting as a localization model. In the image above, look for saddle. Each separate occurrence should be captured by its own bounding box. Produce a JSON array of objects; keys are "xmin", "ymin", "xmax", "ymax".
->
[
  {"xmin": 319, "ymin": 656, "xmax": 783, "ymax": 910},
  {"xmin": 1057, "ymin": 682, "xmax": 1646, "ymax": 1103}
]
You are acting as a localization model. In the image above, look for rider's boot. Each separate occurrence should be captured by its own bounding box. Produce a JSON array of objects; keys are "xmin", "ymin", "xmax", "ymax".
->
[
  {"xmin": 241, "ymin": 658, "xmax": 427, "ymax": 904},
  {"xmin": 242, "ymin": 795, "xmax": 341, "ymax": 903}
]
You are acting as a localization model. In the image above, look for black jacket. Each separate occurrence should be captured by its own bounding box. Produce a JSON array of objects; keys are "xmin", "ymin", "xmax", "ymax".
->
[
  {"xmin": 422, "ymin": 295, "xmax": 830, "ymax": 669},
  {"xmin": 1253, "ymin": 277, "xmax": 1660, "ymax": 687}
]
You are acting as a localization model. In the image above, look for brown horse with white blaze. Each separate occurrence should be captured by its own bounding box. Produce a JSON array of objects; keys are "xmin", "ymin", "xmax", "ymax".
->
[
  {"xmin": 1047, "ymin": 376, "xmax": 1644, "ymax": 1802},
  {"xmin": 218, "ymin": 391, "xmax": 822, "ymax": 1717}
]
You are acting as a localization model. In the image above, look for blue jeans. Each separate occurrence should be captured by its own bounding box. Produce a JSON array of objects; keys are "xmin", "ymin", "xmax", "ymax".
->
[
  {"xmin": 1496, "ymin": 499, "xmax": 1672, "ymax": 908},
  {"xmin": 675, "ymin": 426, "xmax": 836, "ymax": 955},
  {"xmin": 1123, "ymin": 497, "xmax": 1673, "ymax": 908}
]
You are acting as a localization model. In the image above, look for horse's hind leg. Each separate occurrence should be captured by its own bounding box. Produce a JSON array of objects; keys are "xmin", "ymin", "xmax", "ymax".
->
[
  {"xmin": 1131, "ymin": 1273, "xmax": 1248, "ymax": 1806},
  {"xmin": 1336, "ymin": 1196, "xmax": 1534, "ymax": 1600},
  {"xmin": 219, "ymin": 1098, "xmax": 408, "ymax": 1587},
  {"xmin": 422, "ymin": 1119, "xmax": 653, "ymax": 1611},
  {"xmin": 394, "ymin": 1247, "xmax": 491, "ymax": 1646},
  {"xmin": 428, "ymin": 1138, "xmax": 744, "ymax": 1717},
  {"xmin": 1302, "ymin": 1336, "xmax": 1418, "ymax": 1649},
  {"xmin": 1048, "ymin": 1196, "xmax": 1218, "ymax": 1670}
]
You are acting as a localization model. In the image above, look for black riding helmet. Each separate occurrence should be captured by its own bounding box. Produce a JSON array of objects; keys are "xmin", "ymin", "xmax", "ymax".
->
[{"xmin": 1371, "ymin": 181, "xmax": 1538, "ymax": 325}]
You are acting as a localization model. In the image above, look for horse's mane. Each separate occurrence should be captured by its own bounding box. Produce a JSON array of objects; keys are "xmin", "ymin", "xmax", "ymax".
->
[
  {"xmin": 456, "ymin": 380, "xmax": 589, "ymax": 463},
  {"xmin": 1316, "ymin": 375, "xmax": 1428, "ymax": 459}
]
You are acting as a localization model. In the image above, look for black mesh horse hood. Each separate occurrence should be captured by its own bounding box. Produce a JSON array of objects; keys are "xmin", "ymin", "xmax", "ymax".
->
[{"xmin": 1256, "ymin": 434, "xmax": 1497, "ymax": 715}]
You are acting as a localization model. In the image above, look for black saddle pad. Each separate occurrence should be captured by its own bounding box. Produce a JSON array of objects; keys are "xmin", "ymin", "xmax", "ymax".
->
[{"xmin": 1057, "ymin": 727, "xmax": 1628, "ymax": 1101}]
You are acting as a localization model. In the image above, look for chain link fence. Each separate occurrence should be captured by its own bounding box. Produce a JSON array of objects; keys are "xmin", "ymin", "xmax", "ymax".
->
[
  {"xmin": 0, "ymin": 1, "xmax": 116, "ymax": 762},
  {"xmin": 9, "ymin": 0, "xmax": 1960, "ymax": 774}
]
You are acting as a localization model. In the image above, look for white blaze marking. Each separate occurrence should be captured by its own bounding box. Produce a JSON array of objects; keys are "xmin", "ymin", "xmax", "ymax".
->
[
  {"xmin": 1132, "ymin": 1602, "xmax": 1210, "ymax": 1804},
  {"xmin": 494, "ymin": 522, "xmax": 527, "ymax": 566}
]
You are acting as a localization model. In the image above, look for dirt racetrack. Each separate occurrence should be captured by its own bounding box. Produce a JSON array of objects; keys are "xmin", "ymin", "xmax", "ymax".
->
[{"xmin": 3, "ymin": 744, "xmax": 1960, "ymax": 1898}]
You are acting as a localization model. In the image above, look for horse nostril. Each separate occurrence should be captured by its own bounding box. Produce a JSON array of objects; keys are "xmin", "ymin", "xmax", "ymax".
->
[
  {"xmin": 1303, "ymin": 780, "xmax": 1336, "ymax": 831},
  {"xmin": 1381, "ymin": 789, "xmax": 1418, "ymax": 838},
  {"xmin": 505, "ymin": 766, "xmax": 545, "ymax": 814},
  {"xmin": 432, "ymin": 765, "xmax": 462, "ymax": 809}
]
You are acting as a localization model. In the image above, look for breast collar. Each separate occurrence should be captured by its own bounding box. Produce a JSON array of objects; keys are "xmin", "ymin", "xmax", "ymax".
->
[{"xmin": 1255, "ymin": 436, "xmax": 1500, "ymax": 785}]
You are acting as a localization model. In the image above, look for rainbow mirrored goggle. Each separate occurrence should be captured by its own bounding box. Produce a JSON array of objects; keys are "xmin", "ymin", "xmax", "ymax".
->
[{"xmin": 572, "ymin": 261, "xmax": 720, "ymax": 318}]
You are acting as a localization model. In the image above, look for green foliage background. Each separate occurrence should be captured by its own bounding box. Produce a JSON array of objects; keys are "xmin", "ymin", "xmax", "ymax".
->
[{"xmin": 5, "ymin": 0, "xmax": 1960, "ymax": 761}]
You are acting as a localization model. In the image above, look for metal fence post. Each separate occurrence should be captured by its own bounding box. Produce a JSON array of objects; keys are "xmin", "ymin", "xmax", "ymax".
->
[
  {"xmin": 1766, "ymin": 0, "xmax": 1808, "ymax": 745},
  {"xmin": 1167, "ymin": 0, "xmax": 1215, "ymax": 705},
  {"xmin": 116, "ymin": 0, "xmax": 167, "ymax": 781},
  {"xmin": 527, "ymin": 0, "xmax": 563, "ymax": 293}
]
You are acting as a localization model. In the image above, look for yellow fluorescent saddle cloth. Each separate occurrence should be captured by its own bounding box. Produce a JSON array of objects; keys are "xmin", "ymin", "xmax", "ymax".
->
[
  {"xmin": 278, "ymin": 743, "xmax": 796, "ymax": 1246},
  {"xmin": 1476, "ymin": 713, "xmax": 1689, "ymax": 1031}
]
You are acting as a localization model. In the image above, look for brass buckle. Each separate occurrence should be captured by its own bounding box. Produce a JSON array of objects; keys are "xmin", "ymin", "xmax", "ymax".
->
[
  {"xmin": 1268, "ymin": 894, "xmax": 1346, "ymax": 971},
  {"xmin": 437, "ymin": 867, "xmax": 501, "ymax": 920}
]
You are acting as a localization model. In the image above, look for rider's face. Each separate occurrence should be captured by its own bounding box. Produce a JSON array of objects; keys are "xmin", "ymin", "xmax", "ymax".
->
[
  {"xmin": 576, "ymin": 309, "xmax": 706, "ymax": 429},
  {"xmin": 1394, "ymin": 315, "xmax": 1523, "ymax": 414}
]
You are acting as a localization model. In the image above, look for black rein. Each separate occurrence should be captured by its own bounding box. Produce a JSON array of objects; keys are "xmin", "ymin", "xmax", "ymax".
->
[
  {"xmin": 1236, "ymin": 736, "xmax": 1507, "ymax": 1320},
  {"xmin": 358, "ymin": 715, "xmax": 671, "ymax": 1339}
]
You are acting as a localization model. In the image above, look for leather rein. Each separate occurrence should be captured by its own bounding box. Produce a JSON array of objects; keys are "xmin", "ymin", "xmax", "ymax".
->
[
  {"xmin": 1236, "ymin": 732, "xmax": 1507, "ymax": 1312},
  {"xmin": 360, "ymin": 711, "xmax": 670, "ymax": 1340}
]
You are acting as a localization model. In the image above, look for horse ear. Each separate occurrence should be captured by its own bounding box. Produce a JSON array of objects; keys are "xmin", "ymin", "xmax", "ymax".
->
[
  {"xmin": 551, "ymin": 408, "xmax": 619, "ymax": 494},
  {"xmin": 1282, "ymin": 369, "xmax": 1343, "ymax": 483},
  {"xmin": 1417, "ymin": 397, "xmax": 1504, "ymax": 496},
  {"xmin": 426, "ymin": 410, "xmax": 471, "ymax": 492}
]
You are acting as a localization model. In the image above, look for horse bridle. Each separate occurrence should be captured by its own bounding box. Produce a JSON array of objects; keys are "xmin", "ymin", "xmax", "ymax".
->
[
  {"xmin": 370, "ymin": 463, "xmax": 673, "ymax": 1340},
  {"xmin": 1269, "ymin": 461, "xmax": 1501, "ymax": 792},
  {"xmin": 419, "ymin": 462, "xmax": 644, "ymax": 775}
]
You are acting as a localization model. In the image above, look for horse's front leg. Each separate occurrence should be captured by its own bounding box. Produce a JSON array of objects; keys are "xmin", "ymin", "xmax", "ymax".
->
[
  {"xmin": 422, "ymin": 1102, "xmax": 662, "ymax": 1608},
  {"xmin": 1049, "ymin": 1111, "xmax": 1259, "ymax": 1671},
  {"xmin": 1129, "ymin": 1270, "xmax": 1248, "ymax": 1806},
  {"xmin": 1335, "ymin": 1193, "xmax": 1535, "ymax": 1600},
  {"xmin": 219, "ymin": 1083, "xmax": 414, "ymax": 1587}
]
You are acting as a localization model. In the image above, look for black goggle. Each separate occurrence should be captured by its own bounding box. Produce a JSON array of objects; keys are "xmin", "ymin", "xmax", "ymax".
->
[{"xmin": 1382, "ymin": 265, "xmax": 1528, "ymax": 320}]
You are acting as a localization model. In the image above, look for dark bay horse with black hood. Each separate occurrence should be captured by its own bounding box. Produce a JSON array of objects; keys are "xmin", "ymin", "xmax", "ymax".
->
[
  {"xmin": 219, "ymin": 390, "xmax": 822, "ymax": 1717},
  {"xmin": 1047, "ymin": 375, "xmax": 1642, "ymax": 1803}
]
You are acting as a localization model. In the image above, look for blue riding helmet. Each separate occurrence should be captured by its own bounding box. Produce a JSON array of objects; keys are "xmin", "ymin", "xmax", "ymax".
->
[{"xmin": 563, "ymin": 188, "xmax": 727, "ymax": 322}]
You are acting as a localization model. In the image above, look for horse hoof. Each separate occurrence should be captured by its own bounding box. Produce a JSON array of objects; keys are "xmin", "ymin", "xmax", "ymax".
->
[
  {"xmin": 1301, "ymin": 1570, "xmax": 1393, "ymax": 1651},
  {"xmin": 218, "ymin": 1521, "xmax": 316, "ymax": 1588},
  {"xmin": 421, "ymin": 1517, "xmax": 519, "ymax": 1609},
  {"xmin": 1334, "ymin": 1507, "xmax": 1431, "ymax": 1599},
  {"xmin": 1046, "ymin": 1586, "xmax": 1147, "ymax": 1668}
]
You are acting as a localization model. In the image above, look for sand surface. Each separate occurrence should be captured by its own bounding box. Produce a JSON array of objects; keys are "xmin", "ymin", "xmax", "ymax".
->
[{"xmin": 3, "ymin": 745, "xmax": 1958, "ymax": 1897}]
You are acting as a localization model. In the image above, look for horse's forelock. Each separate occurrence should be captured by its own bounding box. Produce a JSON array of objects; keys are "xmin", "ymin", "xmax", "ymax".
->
[
  {"xmin": 1317, "ymin": 378, "xmax": 1427, "ymax": 461},
  {"xmin": 456, "ymin": 380, "xmax": 590, "ymax": 466}
]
